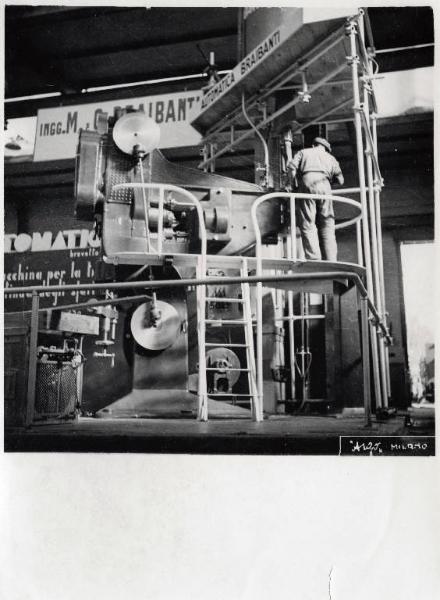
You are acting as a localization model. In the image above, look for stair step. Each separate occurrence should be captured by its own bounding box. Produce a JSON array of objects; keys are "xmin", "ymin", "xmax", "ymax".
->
[{"xmin": 205, "ymin": 343, "xmax": 249, "ymax": 348}]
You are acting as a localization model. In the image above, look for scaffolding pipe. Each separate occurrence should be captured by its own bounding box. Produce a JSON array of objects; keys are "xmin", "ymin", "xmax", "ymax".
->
[
  {"xmin": 198, "ymin": 62, "xmax": 348, "ymax": 169},
  {"xmin": 361, "ymin": 23, "xmax": 391, "ymax": 407},
  {"xmin": 22, "ymin": 294, "xmax": 152, "ymax": 314},
  {"xmin": 356, "ymin": 220, "xmax": 364, "ymax": 266},
  {"xmin": 348, "ymin": 19, "xmax": 382, "ymax": 408},
  {"xmin": 363, "ymin": 74, "xmax": 387, "ymax": 408},
  {"xmin": 360, "ymin": 293, "xmax": 372, "ymax": 426},
  {"xmin": 372, "ymin": 113, "xmax": 392, "ymax": 400},
  {"xmin": 286, "ymin": 229, "xmax": 296, "ymax": 403},
  {"xmin": 6, "ymin": 270, "xmax": 391, "ymax": 344},
  {"xmin": 360, "ymin": 109, "xmax": 383, "ymax": 185}
]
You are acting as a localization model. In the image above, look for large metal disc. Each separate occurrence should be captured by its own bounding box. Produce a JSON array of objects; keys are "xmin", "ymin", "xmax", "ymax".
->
[
  {"xmin": 206, "ymin": 347, "xmax": 241, "ymax": 388},
  {"xmin": 112, "ymin": 112, "xmax": 161, "ymax": 156},
  {"xmin": 131, "ymin": 301, "xmax": 181, "ymax": 351}
]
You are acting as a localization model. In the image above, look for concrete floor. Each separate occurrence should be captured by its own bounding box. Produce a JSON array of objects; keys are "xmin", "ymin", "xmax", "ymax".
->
[{"xmin": 4, "ymin": 413, "xmax": 435, "ymax": 455}]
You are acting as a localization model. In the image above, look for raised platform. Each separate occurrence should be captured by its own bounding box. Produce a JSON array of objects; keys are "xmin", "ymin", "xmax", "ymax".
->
[{"xmin": 103, "ymin": 253, "xmax": 365, "ymax": 277}]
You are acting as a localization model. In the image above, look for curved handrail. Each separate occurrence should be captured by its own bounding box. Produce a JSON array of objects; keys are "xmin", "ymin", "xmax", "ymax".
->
[
  {"xmin": 112, "ymin": 182, "xmax": 208, "ymax": 421},
  {"xmin": 112, "ymin": 182, "xmax": 208, "ymax": 260},
  {"xmin": 250, "ymin": 191, "xmax": 362, "ymax": 275},
  {"xmin": 250, "ymin": 190, "xmax": 362, "ymax": 411}
]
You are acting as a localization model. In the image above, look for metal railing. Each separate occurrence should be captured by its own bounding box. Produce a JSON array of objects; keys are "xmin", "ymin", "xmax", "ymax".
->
[
  {"xmin": 111, "ymin": 182, "xmax": 210, "ymax": 420},
  {"xmin": 251, "ymin": 191, "xmax": 365, "ymax": 419}
]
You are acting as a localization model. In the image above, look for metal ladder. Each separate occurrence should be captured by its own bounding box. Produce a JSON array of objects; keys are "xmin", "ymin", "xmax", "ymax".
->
[{"xmin": 196, "ymin": 256, "xmax": 261, "ymax": 421}]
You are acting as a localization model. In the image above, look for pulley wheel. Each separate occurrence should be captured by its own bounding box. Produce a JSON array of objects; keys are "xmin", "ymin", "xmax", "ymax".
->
[
  {"xmin": 112, "ymin": 112, "xmax": 161, "ymax": 156},
  {"xmin": 206, "ymin": 347, "xmax": 241, "ymax": 388},
  {"xmin": 131, "ymin": 300, "xmax": 181, "ymax": 351}
]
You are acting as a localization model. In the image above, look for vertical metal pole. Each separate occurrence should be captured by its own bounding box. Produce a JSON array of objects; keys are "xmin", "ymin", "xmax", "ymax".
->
[
  {"xmin": 274, "ymin": 283, "xmax": 286, "ymax": 410},
  {"xmin": 197, "ymin": 255, "xmax": 208, "ymax": 421},
  {"xmin": 360, "ymin": 13, "xmax": 388, "ymax": 404},
  {"xmin": 287, "ymin": 195, "xmax": 296, "ymax": 401},
  {"xmin": 360, "ymin": 294, "xmax": 372, "ymax": 426},
  {"xmin": 242, "ymin": 258, "xmax": 261, "ymax": 421},
  {"xmin": 26, "ymin": 291, "xmax": 39, "ymax": 427},
  {"xmin": 139, "ymin": 157, "xmax": 151, "ymax": 251},
  {"xmin": 289, "ymin": 194, "xmax": 297, "ymax": 262},
  {"xmin": 349, "ymin": 24, "xmax": 374, "ymax": 298},
  {"xmin": 196, "ymin": 197, "xmax": 209, "ymax": 421},
  {"xmin": 348, "ymin": 21, "xmax": 382, "ymax": 408},
  {"xmin": 254, "ymin": 220, "xmax": 264, "ymax": 418},
  {"xmin": 300, "ymin": 292, "xmax": 307, "ymax": 403},
  {"xmin": 356, "ymin": 220, "xmax": 364, "ymax": 266},
  {"xmin": 363, "ymin": 78, "xmax": 386, "ymax": 409},
  {"xmin": 157, "ymin": 186, "xmax": 164, "ymax": 255},
  {"xmin": 372, "ymin": 114, "xmax": 392, "ymax": 401}
]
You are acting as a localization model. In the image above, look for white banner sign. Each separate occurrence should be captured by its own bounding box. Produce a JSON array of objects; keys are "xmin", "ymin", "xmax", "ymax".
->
[{"xmin": 34, "ymin": 90, "xmax": 202, "ymax": 162}]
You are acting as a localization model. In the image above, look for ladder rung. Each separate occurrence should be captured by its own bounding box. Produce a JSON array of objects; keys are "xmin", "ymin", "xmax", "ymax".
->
[
  {"xmin": 208, "ymin": 393, "xmax": 253, "ymax": 397},
  {"xmin": 206, "ymin": 319, "xmax": 246, "ymax": 325},
  {"xmin": 205, "ymin": 297, "xmax": 244, "ymax": 303},
  {"xmin": 205, "ymin": 343, "xmax": 249, "ymax": 348},
  {"xmin": 205, "ymin": 367, "xmax": 249, "ymax": 372}
]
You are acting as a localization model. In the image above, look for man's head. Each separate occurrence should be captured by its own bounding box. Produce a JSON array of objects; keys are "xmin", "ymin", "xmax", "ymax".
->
[{"xmin": 312, "ymin": 137, "xmax": 331, "ymax": 153}]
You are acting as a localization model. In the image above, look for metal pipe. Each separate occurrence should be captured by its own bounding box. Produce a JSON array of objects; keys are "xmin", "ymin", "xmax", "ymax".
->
[
  {"xmin": 241, "ymin": 92, "xmax": 269, "ymax": 184},
  {"xmin": 349, "ymin": 20, "xmax": 383, "ymax": 408},
  {"xmin": 196, "ymin": 255, "xmax": 208, "ymax": 421},
  {"xmin": 375, "ymin": 42, "xmax": 434, "ymax": 54},
  {"xmin": 348, "ymin": 24, "xmax": 374, "ymax": 294},
  {"xmin": 356, "ymin": 220, "xmax": 363, "ymax": 266},
  {"xmin": 6, "ymin": 271, "xmax": 391, "ymax": 343},
  {"xmin": 359, "ymin": 12, "xmax": 384, "ymax": 410},
  {"xmin": 198, "ymin": 62, "xmax": 348, "ymax": 169},
  {"xmin": 363, "ymin": 83, "xmax": 386, "ymax": 408},
  {"xmin": 254, "ymin": 230, "xmax": 264, "ymax": 415},
  {"xmin": 360, "ymin": 109, "xmax": 383, "ymax": 185},
  {"xmin": 360, "ymin": 294, "xmax": 372, "ymax": 426},
  {"xmin": 157, "ymin": 187, "xmax": 164, "ymax": 255},
  {"xmin": 5, "ymin": 270, "xmax": 368, "ymax": 294},
  {"xmin": 287, "ymin": 199, "xmax": 297, "ymax": 402},
  {"xmin": 367, "ymin": 29, "xmax": 391, "ymax": 403},
  {"xmin": 285, "ymin": 230, "xmax": 296, "ymax": 403},
  {"xmin": 138, "ymin": 156, "xmax": 152, "ymax": 251},
  {"xmin": 278, "ymin": 314, "xmax": 325, "ymax": 322},
  {"xmin": 362, "ymin": 42, "xmax": 390, "ymax": 408},
  {"xmin": 372, "ymin": 114, "xmax": 392, "ymax": 400},
  {"xmin": 22, "ymin": 294, "xmax": 152, "ymax": 314},
  {"xmin": 26, "ymin": 291, "xmax": 39, "ymax": 427}
]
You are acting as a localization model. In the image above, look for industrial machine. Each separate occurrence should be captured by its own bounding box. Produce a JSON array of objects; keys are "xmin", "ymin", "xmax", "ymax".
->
[
  {"xmin": 10, "ymin": 8, "xmax": 392, "ymax": 425},
  {"xmin": 68, "ymin": 7, "xmax": 392, "ymax": 422},
  {"xmin": 74, "ymin": 109, "xmax": 283, "ymax": 418}
]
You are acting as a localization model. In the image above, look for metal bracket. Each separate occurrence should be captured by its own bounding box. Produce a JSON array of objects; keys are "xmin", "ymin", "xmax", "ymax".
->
[{"xmin": 346, "ymin": 54, "xmax": 360, "ymax": 66}]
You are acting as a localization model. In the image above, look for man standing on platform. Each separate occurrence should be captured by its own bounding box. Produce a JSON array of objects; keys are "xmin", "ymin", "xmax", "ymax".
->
[{"xmin": 287, "ymin": 137, "xmax": 344, "ymax": 261}]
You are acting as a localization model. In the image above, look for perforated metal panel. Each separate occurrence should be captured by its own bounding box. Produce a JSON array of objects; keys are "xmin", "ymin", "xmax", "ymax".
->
[
  {"xmin": 107, "ymin": 144, "xmax": 135, "ymax": 205},
  {"xmin": 35, "ymin": 362, "xmax": 78, "ymax": 418}
]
